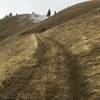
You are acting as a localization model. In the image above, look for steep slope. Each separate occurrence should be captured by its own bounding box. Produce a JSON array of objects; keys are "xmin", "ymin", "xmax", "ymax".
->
[
  {"xmin": 39, "ymin": 7, "xmax": 100, "ymax": 99},
  {"xmin": 22, "ymin": 0, "xmax": 100, "ymax": 34}
]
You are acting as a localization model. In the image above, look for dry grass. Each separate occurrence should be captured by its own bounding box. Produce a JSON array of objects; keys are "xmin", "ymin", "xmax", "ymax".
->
[
  {"xmin": 0, "ymin": 1, "xmax": 100, "ymax": 100},
  {"xmin": 0, "ymin": 14, "xmax": 38, "ymax": 39},
  {"xmin": 40, "ymin": 7, "xmax": 100, "ymax": 99},
  {"xmin": 0, "ymin": 34, "xmax": 38, "ymax": 85},
  {"xmin": 22, "ymin": 0, "xmax": 100, "ymax": 34}
]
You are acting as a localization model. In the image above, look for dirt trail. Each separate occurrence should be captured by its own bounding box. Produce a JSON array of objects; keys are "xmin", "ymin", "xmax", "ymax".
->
[
  {"xmin": 0, "ymin": 35, "xmax": 70, "ymax": 100},
  {"xmin": 0, "ymin": 34, "xmax": 99, "ymax": 100}
]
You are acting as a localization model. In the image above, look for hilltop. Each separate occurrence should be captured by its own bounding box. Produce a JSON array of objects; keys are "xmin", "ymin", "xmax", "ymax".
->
[
  {"xmin": 22, "ymin": 0, "xmax": 100, "ymax": 34},
  {"xmin": 0, "ymin": 14, "xmax": 47, "ymax": 40}
]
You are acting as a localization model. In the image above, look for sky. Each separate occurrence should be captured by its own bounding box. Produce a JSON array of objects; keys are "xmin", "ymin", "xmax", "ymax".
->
[{"xmin": 0, "ymin": 0, "xmax": 89, "ymax": 18}]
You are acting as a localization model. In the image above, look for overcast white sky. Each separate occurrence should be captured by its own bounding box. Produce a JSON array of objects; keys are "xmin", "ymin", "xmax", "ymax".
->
[{"xmin": 0, "ymin": 0, "xmax": 89, "ymax": 18}]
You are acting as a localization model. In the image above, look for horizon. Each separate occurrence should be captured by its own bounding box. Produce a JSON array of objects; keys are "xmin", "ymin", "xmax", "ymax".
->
[{"xmin": 0, "ymin": 0, "xmax": 89, "ymax": 18}]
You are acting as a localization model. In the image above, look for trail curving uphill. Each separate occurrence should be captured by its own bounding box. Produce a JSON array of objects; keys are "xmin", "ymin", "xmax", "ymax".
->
[
  {"xmin": 0, "ymin": 35, "xmax": 70, "ymax": 100},
  {"xmin": 16, "ymin": 35, "xmax": 71, "ymax": 100},
  {"xmin": 0, "ymin": 31, "xmax": 99, "ymax": 100}
]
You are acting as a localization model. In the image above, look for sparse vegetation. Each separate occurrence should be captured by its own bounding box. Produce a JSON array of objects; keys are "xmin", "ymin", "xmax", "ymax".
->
[
  {"xmin": 54, "ymin": 11, "xmax": 57, "ymax": 15},
  {"xmin": 24, "ymin": 0, "xmax": 100, "ymax": 34},
  {"xmin": 46, "ymin": 9, "xmax": 51, "ymax": 17},
  {"xmin": 9, "ymin": 13, "xmax": 13, "ymax": 17},
  {"xmin": 32, "ymin": 11, "xmax": 35, "ymax": 14}
]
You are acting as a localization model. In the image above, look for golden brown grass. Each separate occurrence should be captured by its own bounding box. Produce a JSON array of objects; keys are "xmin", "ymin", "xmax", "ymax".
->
[
  {"xmin": 0, "ymin": 1, "xmax": 100, "ymax": 100},
  {"xmin": 40, "ymin": 7, "xmax": 100, "ymax": 99},
  {"xmin": 0, "ymin": 34, "xmax": 38, "ymax": 85}
]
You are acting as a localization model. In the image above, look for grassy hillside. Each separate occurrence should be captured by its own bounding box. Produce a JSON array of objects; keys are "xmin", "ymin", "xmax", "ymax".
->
[
  {"xmin": 39, "ymin": 7, "xmax": 100, "ymax": 99},
  {"xmin": 0, "ymin": 0, "xmax": 100, "ymax": 100},
  {"xmin": 22, "ymin": 0, "xmax": 100, "ymax": 34},
  {"xmin": 0, "ymin": 33, "xmax": 39, "ymax": 99},
  {"xmin": 0, "ymin": 14, "xmax": 39, "ymax": 40}
]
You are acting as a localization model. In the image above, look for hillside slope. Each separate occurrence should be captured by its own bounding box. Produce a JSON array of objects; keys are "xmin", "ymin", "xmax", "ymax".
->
[
  {"xmin": 39, "ymin": 7, "xmax": 100, "ymax": 99},
  {"xmin": 0, "ymin": 1, "xmax": 100, "ymax": 100},
  {"xmin": 0, "ymin": 14, "xmax": 47, "ymax": 40},
  {"xmin": 22, "ymin": 0, "xmax": 100, "ymax": 34}
]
